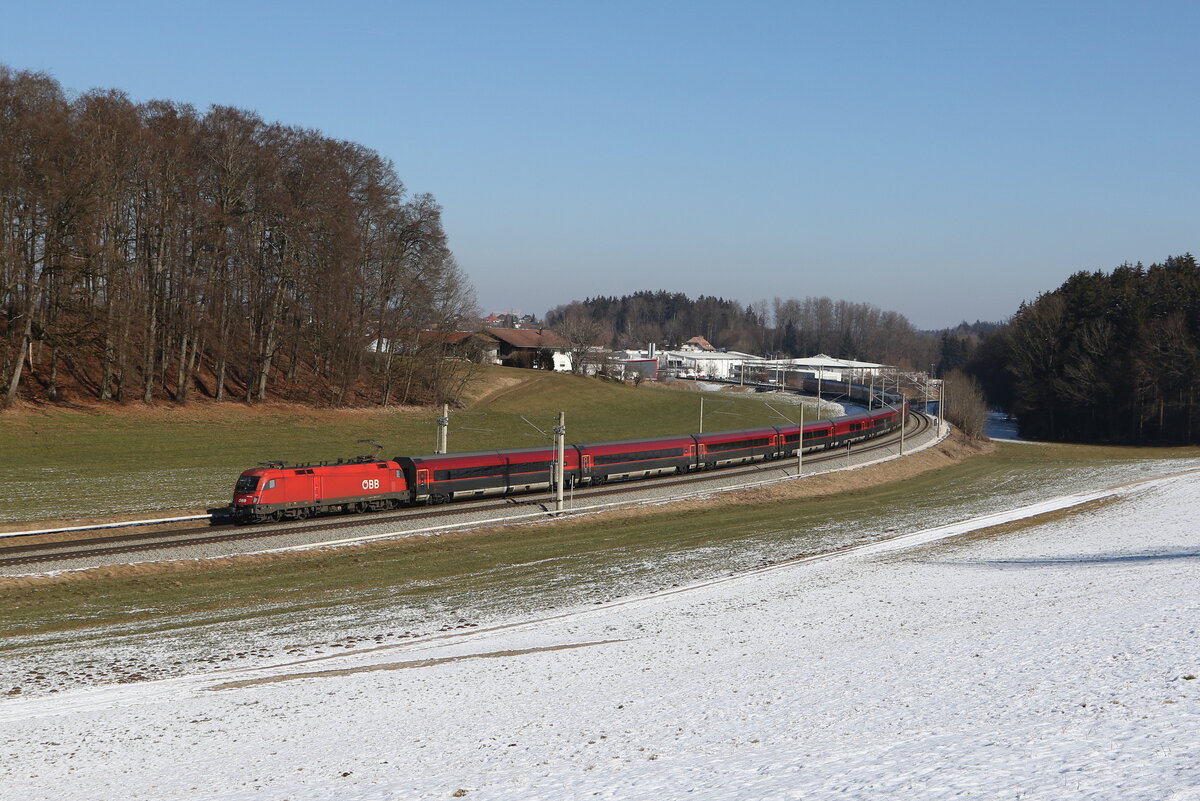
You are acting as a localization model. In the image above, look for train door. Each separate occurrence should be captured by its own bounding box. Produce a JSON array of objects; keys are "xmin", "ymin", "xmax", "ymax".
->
[
  {"xmin": 313, "ymin": 476, "xmax": 322, "ymax": 502},
  {"xmin": 580, "ymin": 455, "xmax": 592, "ymax": 480}
]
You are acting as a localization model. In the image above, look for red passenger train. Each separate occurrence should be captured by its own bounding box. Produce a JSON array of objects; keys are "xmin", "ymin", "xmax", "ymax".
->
[{"xmin": 229, "ymin": 401, "xmax": 906, "ymax": 523}]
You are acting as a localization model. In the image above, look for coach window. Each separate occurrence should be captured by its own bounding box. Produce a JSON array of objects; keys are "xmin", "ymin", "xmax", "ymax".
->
[{"xmin": 264, "ymin": 479, "xmax": 276, "ymax": 490}]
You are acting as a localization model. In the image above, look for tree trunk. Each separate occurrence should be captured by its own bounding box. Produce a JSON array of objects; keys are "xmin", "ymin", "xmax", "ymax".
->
[
  {"xmin": 114, "ymin": 308, "xmax": 130, "ymax": 402},
  {"xmin": 286, "ymin": 333, "xmax": 299, "ymax": 383},
  {"xmin": 175, "ymin": 331, "xmax": 190, "ymax": 403},
  {"xmin": 3, "ymin": 311, "xmax": 34, "ymax": 408},
  {"xmin": 381, "ymin": 350, "xmax": 394, "ymax": 406},
  {"xmin": 99, "ymin": 313, "xmax": 116, "ymax": 401},
  {"xmin": 143, "ymin": 296, "xmax": 157, "ymax": 403},
  {"xmin": 47, "ymin": 346, "xmax": 59, "ymax": 402},
  {"xmin": 215, "ymin": 290, "xmax": 230, "ymax": 401},
  {"xmin": 255, "ymin": 288, "xmax": 284, "ymax": 401}
]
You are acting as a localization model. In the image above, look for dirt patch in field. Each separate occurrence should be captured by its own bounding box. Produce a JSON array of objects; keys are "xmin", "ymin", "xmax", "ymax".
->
[
  {"xmin": 904, "ymin": 495, "xmax": 1122, "ymax": 554},
  {"xmin": 461, "ymin": 372, "xmax": 532, "ymax": 408},
  {"xmin": 746, "ymin": 431, "xmax": 990, "ymax": 501}
]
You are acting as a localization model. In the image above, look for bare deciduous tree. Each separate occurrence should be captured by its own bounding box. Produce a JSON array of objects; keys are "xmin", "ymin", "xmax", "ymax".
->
[
  {"xmin": 942, "ymin": 370, "xmax": 988, "ymax": 440},
  {"xmin": 554, "ymin": 305, "xmax": 607, "ymax": 374},
  {"xmin": 0, "ymin": 66, "xmax": 476, "ymax": 409}
]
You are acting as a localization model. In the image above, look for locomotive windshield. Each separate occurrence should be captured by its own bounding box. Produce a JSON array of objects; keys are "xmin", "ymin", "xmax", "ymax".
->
[{"xmin": 235, "ymin": 475, "xmax": 260, "ymax": 493}]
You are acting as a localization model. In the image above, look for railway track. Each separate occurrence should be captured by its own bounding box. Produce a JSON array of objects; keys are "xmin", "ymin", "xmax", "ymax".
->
[{"xmin": 1, "ymin": 412, "xmax": 935, "ymax": 570}]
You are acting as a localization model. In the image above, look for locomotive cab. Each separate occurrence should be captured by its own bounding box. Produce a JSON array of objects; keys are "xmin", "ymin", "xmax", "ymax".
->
[{"xmin": 231, "ymin": 467, "xmax": 288, "ymax": 523}]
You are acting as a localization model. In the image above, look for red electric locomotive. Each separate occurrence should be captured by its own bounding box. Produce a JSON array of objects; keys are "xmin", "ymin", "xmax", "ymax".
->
[{"xmin": 231, "ymin": 459, "xmax": 410, "ymax": 523}]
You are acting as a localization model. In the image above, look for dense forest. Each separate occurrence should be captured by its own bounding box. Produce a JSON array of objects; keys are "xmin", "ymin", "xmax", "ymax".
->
[
  {"xmin": 937, "ymin": 255, "xmax": 1200, "ymax": 444},
  {"xmin": 546, "ymin": 291, "xmax": 942, "ymax": 369},
  {"xmin": 976, "ymin": 254, "xmax": 1200, "ymax": 444},
  {"xmin": 1, "ymin": 66, "xmax": 475, "ymax": 410}
]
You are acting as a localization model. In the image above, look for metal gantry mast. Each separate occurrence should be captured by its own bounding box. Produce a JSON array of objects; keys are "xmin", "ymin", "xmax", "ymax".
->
[
  {"xmin": 797, "ymin": 401, "xmax": 804, "ymax": 477},
  {"xmin": 554, "ymin": 412, "xmax": 566, "ymax": 514},
  {"xmin": 435, "ymin": 403, "xmax": 449, "ymax": 454}
]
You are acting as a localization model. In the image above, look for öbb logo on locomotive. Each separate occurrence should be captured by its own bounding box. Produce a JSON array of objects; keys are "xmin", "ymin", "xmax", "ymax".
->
[{"xmin": 228, "ymin": 393, "xmax": 908, "ymax": 525}]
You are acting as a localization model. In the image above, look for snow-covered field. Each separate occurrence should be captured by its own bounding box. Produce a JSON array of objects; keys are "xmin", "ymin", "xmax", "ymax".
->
[{"xmin": 2, "ymin": 469, "xmax": 1198, "ymax": 800}]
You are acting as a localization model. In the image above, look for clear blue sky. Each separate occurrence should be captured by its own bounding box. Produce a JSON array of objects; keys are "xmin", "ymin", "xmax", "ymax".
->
[{"xmin": 4, "ymin": 1, "xmax": 1196, "ymax": 329}]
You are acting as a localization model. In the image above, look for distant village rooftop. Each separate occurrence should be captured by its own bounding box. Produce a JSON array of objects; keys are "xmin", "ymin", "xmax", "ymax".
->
[
  {"xmin": 486, "ymin": 328, "xmax": 569, "ymax": 350},
  {"xmin": 682, "ymin": 336, "xmax": 716, "ymax": 352}
]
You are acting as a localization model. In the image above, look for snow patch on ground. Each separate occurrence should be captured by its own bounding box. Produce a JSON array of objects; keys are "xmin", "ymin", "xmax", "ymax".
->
[{"xmin": 2, "ymin": 470, "xmax": 1198, "ymax": 799}]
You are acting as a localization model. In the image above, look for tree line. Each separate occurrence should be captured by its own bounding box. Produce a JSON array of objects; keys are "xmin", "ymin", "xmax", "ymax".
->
[
  {"xmin": 945, "ymin": 254, "xmax": 1199, "ymax": 444},
  {"xmin": 1, "ymin": 66, "xmax": 475, "ymax": 410},
  {"xmin": 546, "ymin": 290, "xmax": 940, "ymax": 370},
  {"xmin": 985, "ymin": 255, "xmax": 1200, "ymax": 443}
]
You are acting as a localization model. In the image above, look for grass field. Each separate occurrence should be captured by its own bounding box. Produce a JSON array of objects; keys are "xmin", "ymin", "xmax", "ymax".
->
[
  {"xmin": 4, "ymin": 437, "xmax": 1200, "ymax": 647},
  {"xmin": 0, "ymin": 368, "xmax": 824, "ymax": 525}
]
